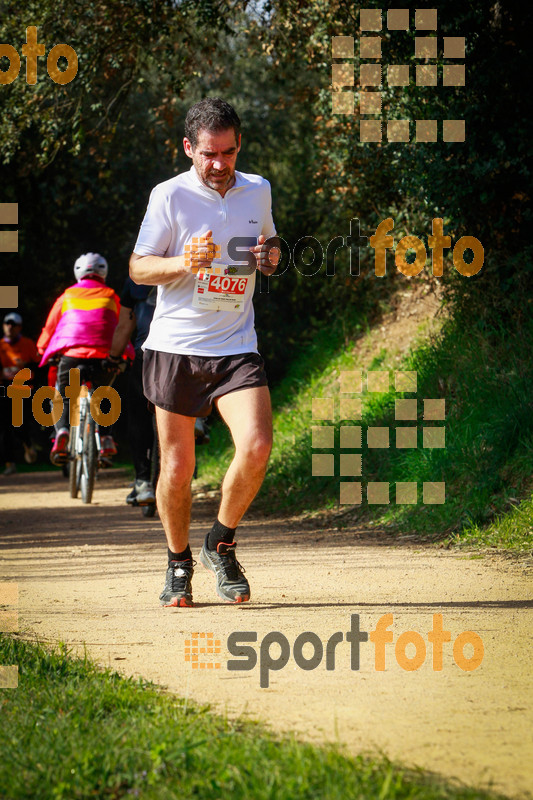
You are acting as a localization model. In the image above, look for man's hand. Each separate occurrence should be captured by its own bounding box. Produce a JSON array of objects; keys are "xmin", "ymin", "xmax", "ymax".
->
[
  {"xmin": 101, "ymin": 355, "xmax": 124, "ymax": 374},
  {"xmin": 249, "ymin": 235, "xmax": 280, "ymax": 276},
  {"xmin": 184, "ymin": 230, "xmax": 221, "ymax": 273}
]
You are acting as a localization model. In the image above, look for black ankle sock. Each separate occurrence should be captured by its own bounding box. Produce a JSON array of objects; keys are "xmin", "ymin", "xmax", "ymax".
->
[
  {"xmin": 168, "ymin": 545, "xmax": 192, "ymax": 564},
  {"xmin": 207, "ymin": 520, "xmax": 236, "ymax": 551}
]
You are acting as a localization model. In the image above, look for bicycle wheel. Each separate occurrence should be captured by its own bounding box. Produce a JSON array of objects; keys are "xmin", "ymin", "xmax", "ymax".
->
[
  {"xmin": 81, "ymin": 416, "xmax": 97, "ymax": 504},
  {"xmin": 68, "ymin": 426, "xmax": 81, "ymax": 499}
]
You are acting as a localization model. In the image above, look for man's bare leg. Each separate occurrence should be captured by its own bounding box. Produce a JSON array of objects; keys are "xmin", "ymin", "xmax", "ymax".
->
[
  {"xmin": 199, "ymin": 385, "xmax": 272, "ymax": 603},
  {"xmin": 155, "ymin": 406, "xmax": 196, "ymax": 553},
  {"xmin": 215, "ymin": 385, "xmax": 273, "ymax": 527},
  {"xmin": 156, "ymin": 406, "xmax": 197, "ymax": 607}
]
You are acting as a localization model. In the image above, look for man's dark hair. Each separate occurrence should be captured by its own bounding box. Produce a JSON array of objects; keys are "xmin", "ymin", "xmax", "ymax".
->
[{"xmin": 184, "ymin": 97, "xmax": 241, "ymax": 149}]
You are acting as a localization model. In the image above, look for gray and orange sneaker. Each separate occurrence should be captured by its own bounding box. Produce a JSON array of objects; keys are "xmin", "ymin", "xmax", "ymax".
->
[
  {"xmin": 199, "ymin": 538, "xmax": 250, "ymax": 603},
  {"xmin": 159, "ymin": 559, "xmax": 194, "ymax": 607}
]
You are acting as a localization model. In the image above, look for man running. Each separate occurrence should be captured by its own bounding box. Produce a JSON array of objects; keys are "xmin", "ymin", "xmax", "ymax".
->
[{"xmin": 130, "ymin": 97, "xmax": 279, "ymax": 607}]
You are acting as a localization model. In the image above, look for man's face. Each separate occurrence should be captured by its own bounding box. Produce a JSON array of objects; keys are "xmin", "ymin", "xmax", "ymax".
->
[
  {"xmin": 3, "ymin": 321, "xmax": 21, "ymax": 339},
  {"xmin": 183, "ymin": 128, "xmax": 241, "ymax": 196}
]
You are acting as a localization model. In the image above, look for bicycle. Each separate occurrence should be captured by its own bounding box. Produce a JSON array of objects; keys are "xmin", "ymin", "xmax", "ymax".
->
[{"xmin": 68, "ymin": 363, "xmax": 118, "ymax": 504}]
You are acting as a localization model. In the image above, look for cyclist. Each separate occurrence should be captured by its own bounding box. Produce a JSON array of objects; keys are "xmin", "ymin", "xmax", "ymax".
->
[{"xmin": 37, "ymin": 253, "xmax": 122, "ymax": 465}]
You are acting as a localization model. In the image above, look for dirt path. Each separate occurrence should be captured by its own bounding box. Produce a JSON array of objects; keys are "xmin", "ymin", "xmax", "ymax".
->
[{"xmin": 1, "ymin": 470, "xmax": 532, "ymax": 798}]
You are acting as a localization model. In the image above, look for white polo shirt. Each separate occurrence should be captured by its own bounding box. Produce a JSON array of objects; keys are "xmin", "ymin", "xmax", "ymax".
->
[{"xmin": 133, "ymin": 166, "xmax": 276, "ymax": 357}]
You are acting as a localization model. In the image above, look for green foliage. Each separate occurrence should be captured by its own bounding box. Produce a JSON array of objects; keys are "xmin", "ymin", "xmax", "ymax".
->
[
  {"xmin": 1, "ymin": 0, "xmax": 530, "ymax": 547},
  {"xmin": 0, "ymin": 635, "xmax": 507, "ymax": 799},
  {"xmin": 257, "ymin": 0, "xmax": 532, "ymax": 325},
  {"xmin": 370, "ymin": 316, "xmax": 533, "ymax": 543},
  {"xmin": 4, "ymin": 1, "xmax": 529, "ymax": 354},
  {"xmin": 0, "ymin": 0, "xmax": 247, "ymax": 335},
  {"xmin": 198, "ymin": 306, "xmax": 533, "ymax": 551},
  {"xmin": 453, "ymin": 493, "xmax": 533, "ymax": 552}
]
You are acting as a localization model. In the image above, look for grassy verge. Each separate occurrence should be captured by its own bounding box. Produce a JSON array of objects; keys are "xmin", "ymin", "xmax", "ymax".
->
[
  {"xmin": 197, "ymin": 311, "xmax": 533, "ymax": 552},
  {"xmin": 0, "ymin": 635, "xmax": 507, "ymax": 800},
  {"xmin": 450, "ymin": 493, "xmax": 533, "ymax": 552}
]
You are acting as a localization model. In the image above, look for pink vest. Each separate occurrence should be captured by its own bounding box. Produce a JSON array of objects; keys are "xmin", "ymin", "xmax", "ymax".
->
[{"xmin": 40, "ymin": 280, "xmax": 118, "ymax": 365}]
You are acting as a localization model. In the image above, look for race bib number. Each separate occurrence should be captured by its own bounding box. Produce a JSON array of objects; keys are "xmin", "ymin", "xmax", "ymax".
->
[{"xmin": 192, "ymin": 268, "xmax": 249, "ymax": 312}]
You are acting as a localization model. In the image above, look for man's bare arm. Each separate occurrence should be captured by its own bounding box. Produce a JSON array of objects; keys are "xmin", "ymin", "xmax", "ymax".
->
[
  {"xmin": 129, "ymin": 252, "xmax": 187, "ymax": 286},
  {"xmin": 129, "ymin": 230, "xmax": 218, "ymax": 285},
  {"xmin": 109, "ymin": 306, "xmax": 137, "ymax": 357}
]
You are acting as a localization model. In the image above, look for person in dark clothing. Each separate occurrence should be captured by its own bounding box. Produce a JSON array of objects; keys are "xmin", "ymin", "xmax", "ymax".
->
[
  {"xmin": 108, "ymin": 279, "xmax": 158, "ymax": 505},
  {"xmin": 0, "ymin": 312, "xmax": 39, "ymax": 474},
  {"xmin": 109, "ymin": 278, "xmax": 210, "ymax": 506}
]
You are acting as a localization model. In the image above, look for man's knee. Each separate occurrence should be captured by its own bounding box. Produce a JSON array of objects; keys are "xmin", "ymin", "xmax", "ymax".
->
[
  {"xmin": 240, "ymin": 431, "xmax": 272, "ymax": 466},
  {"xmin": 160, "ymin": 451, "xmax": 196, "ymax": 485}
]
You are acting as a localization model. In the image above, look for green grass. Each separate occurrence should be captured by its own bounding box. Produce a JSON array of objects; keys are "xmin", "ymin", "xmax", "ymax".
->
[
  {"xmin": 450, "ymin": 493, "xmax": 533, "ymax": 552},
  {"xmin": 0, "ymin": 635, "xmax": 507, "ymax": 800},
  {"xmin": 196, "ymin": 311, "xmax": 533, "ymax": 553},
  {"xmin": 363, "ymin": 319, "xmax": 533, "ymax": 548}
]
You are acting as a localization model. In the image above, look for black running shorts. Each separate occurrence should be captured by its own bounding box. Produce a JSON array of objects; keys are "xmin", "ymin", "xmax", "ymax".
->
[{"xmin": 142, "ymin": 349, "xmax": 268, "ymax": 417}]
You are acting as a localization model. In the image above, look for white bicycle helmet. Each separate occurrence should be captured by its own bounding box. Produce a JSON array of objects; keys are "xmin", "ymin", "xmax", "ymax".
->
[{"xmin": 73, "ymin": 252, "xmax": 108, "ymax": 281}]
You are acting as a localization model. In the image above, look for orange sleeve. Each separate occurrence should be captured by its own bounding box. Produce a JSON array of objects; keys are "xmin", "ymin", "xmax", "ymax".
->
[
  {"xmin": 20, "ymin": 338, "xmax": 39, "ymax": 363},
  {"xmin": 36, "ymin": 294, "xmax": 64, "ymax": 354}
]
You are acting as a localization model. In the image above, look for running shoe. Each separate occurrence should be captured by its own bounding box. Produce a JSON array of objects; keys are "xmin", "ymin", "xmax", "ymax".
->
[
  {"xmin": 99, "ymin": 436, "xmax": 117, "ymax": 456},
  {"xmin": 159, "ymin": 559, "xmax": 195, "ymax": 607},
  {"xmin": 50, "ymin": 429, "xmax": 69, "ymax": 465},
  {"xmin": 199, "ymin": 538, "xmax": 250, "ymax": 603},
  {"xmin": 126, "ymin": 479, "xmax": 155, "ymax": 506},
  {"xmin": 3, "ymin": 463, "xmax": 16, "ymax": 475}
]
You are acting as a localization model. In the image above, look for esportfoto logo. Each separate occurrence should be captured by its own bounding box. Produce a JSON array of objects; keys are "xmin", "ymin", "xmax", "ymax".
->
[{"xmin": 186, "ymin": 614, "xmax": 484, "ymax": 688}]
